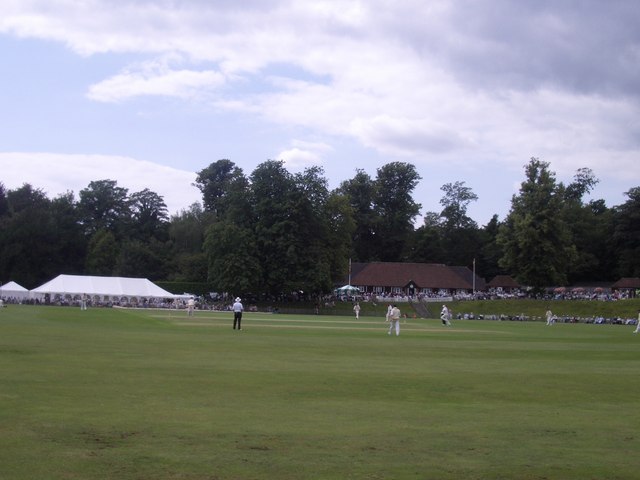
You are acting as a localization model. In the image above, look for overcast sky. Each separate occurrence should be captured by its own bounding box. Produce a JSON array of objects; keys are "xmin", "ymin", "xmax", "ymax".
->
[{"xmin": 1, "ymin": 0, "xmax": 638, "ymax": 225}]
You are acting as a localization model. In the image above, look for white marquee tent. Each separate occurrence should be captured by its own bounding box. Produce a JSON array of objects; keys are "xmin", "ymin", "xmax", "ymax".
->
[
  {"xmin": 1, "ymin": 281, "xmax": 30, "ymax": 300},
  {"xmin": 30, "ymin": 274, "xmax": 176, "ymax": 302}
]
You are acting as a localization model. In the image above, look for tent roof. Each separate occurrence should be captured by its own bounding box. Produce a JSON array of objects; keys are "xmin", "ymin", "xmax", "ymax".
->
[
  {"xmin": 335, "ymin": 285, "xmax": 360, "ymax": 292},
  {"xmin": 31, "ymin": 274, "xmax": 175, "ymax": 298},
  {"xmin": 2, "ymin": 281, "xmax": 28, "ymax": 292}
]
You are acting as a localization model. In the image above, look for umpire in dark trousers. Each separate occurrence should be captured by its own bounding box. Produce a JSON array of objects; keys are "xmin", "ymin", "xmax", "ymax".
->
[{"xmin": 232, "ymin": 297, "xmax": 244, "ymax": 330}]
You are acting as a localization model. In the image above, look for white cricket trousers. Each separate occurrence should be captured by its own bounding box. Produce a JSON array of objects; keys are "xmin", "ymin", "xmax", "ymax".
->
[{"xmin": 388, "ymin": 320, "xmax": 400, "ymax": 336}]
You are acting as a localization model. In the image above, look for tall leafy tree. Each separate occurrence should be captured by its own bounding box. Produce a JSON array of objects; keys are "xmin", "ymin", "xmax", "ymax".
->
[
  {"xmin": 437, "ymin": 181, "xmax": 482, "ymax": 266},
  {"xmin": 49, "ymin": 192, "xmax": 86, "ymax": 276},
  {"xmin": 78, "ymin": 179, "xmax": 131, "ymax": 238},
  {"xmin": 497, "ymin": 158, "xmax": 576, "ymax": 290},
  {"xmin": 115, "ymin": 239, "xmax": 168, "ymax": 280},
  {"xmin": 408, "ymin": 212, "xmax": 446, "ymax": 264},
  {"xmin": 194, "ymin": 159, "xmax": 247, "ymax": 219},
  {"xmin": 439, "ymin": 181, "xmax": 478, "ymax": 230},
  {"xmin": 0, "ymin": 182, "xmax": 8, "ymax": 217},
  {"xmin": 128, "ymin": 188, "xmax": 169, "ymax": 242},
  {"xmin": 0, "ymin": 183, "xmax": 8, "ymax": 281},
  {"xmin": 204, "ymin": 221, "xmax": 262, "ymax": 296},
  {"xmin": 337, "ymin": 169, "xmax": 377, "ymax": 262},
  {"xmin": 558, "ymin": 169, "xmax": 613, "ymax": 282},
  {"xmin": 372, "ymin": 162, "xmax": 422, "ymax": 261},
  {"xmin": 203, "ymin": 163, "xmax": 339, "ymax": 296},
  {"xmin": 290, "ymin": 166, "xmax": 334, "ymax": 294},
  {"xmin": 168, "ymin": 203, "xmax": 212, "ymax": 282},
  {"xmin": 478, "ymin": 215, "xmax": 505, "ymax": 281},
  {"xmin": 325, "ymin": 192, "xmax": 356, "ymax": 282},
  {"xmin": 169, "ymin": 203, "xmax": 209, "ymax": 254},
  {"xmin": 85, "ymin": 229, "xmax": 118, "ymax": 276},
  {"xmin": 196, "ymin": 159, "xmax": 255, "ymax": 290},
  {"xmin": 250, "ymin": 160, "xmax": 302, "ymax": 296},
  {"xmin": 612, "ymin": 187, "xmax": 640, "ymax": 277},
  {"xmin": 0, "ymin": 185, "xmax": 59, "ymax": 286},
  {"xmin": 123, "ymin": 189, "xmax": 172, "ymax": 279},
  {"xmin": 564, "ymin": 167, "xmax": 599, "ymax": 201},
  {"xmin": 583, "ymin": 199, "xmax": 616, "ymax": 281}
]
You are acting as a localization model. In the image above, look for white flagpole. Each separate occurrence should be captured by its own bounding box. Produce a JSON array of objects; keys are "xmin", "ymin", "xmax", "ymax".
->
[{"xmin": 472, "ymin": 258, "xmax": 476, "ymax": 294}]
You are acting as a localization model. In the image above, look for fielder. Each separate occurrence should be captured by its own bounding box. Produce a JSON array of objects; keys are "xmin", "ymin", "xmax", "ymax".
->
[{"xmin": 440, "ymin": 304, "xmax": 452, "ymax": 326}]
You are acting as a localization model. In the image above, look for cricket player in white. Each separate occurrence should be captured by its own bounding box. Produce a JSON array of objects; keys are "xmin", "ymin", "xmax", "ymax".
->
[
  {"xmin": 440, "ymin": 304, "xmax": 452, "ymax": 326},
  {"xmin": 545, "ymin": 309, "xmax": 555, "ymax": 325},
  {"xmin": 388, "ymin": 304, "xmax": 401, "ymax": 336}
]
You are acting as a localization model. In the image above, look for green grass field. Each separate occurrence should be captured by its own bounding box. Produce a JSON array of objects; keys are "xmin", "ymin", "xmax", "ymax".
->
[{"xmin": 1, "ymin": 305, "xmax": 639, "ymax": 479}]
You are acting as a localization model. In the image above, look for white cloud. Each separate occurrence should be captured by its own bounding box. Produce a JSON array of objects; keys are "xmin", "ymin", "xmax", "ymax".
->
[
  {"xmin": 0, "ymin": 0, "xmax": 638, "ymax": 216},
  {"xmin": 276, "ymin": 140, "xmax": 333, "ymax": 170},
  {"xmin": 0, "ymin": 152, "xmax": 201, "ymax": 215},
  {"xmin": 277, "ymin": 148, "xmax": 322, "ymax": 170},
  {"xmin": 87, "ymin": 56, "xmax": 226, "ymax": 102},
  {"xmin": 87, "ymin": 68, "xmax": 225, "ymax": 103},
  {"xmin": 349, "ymin": 115, "xmax": 470, "ymax": 156}
]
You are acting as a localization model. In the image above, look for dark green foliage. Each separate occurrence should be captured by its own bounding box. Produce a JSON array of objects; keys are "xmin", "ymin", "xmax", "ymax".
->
[
  {"xmin": 408, "ymin": 182, "xmax": 483, "ymax": 268},
  {"xmin": 78, "ymin": 179, "xmax": 131, "ymax": 238},
  {"xmin": 115, "ymin": 239, "xmax": 169, "ymax": 280},
  {"xmin": 168, "ymin": 203, "xmax": 210, "ymax": 254},
  {"xmin": 0, "ymin": 185, "xmax": 64, "ymax": 287},
  {"xmin": 556, "ymin": 169, "xmax": 615, "ymax": 282},
  {"xmin": 372, "ymin": 162, "xmax": 422, "ymax": 261},
  {"xmin": 46, "ymin": 192, "xmax": 87, "ymax": 277},
  {"xmin": 437, "ymin": 181, "xmax": 483, "ymax": 266},
  {"xmin": 167, "ymin": 203, "xmax": 212, "ymax": 282},
  {"xmin": 439, "ymin": 181, "xmax": 478, "ymax": 230},
  {"xmin": 128, "ymin": 188, "xmax": 169, "ymax": 242},
  {"xmin": 194, "ymin": 159, "xmax": 247, "ymax": 219},
  {"xmin": 166, "ymin": 251, "xmax": 208, "ymax": 283},
  {"xmin": 324, "ymin": 192, "xmax": 356, "ymax": 281},
  {"xmin": 0, "ymin": 158, "xmax": 637, "ymax": 293},
  {"xmin": 338, "ymin": 163, "xmax": 421, "ymax": 262},
  {"xmin": 497, "ymin": 158, "xmax": 576, "ymax": 289},
  {"xmin": 337, "ymin": 169, "xmax": 377, "ymax": 261},
  {"xmin": 0, "ymin": 182, "xmax": 8, "ymax": 216},
  {"xmin": 205, "ymin": 220, "xmax": 262, "ymax": 295},
  {"xmin": 409, "ymin": 212, "xmax": 446, "ymax": 263},
  {"xmin": 613, "ymin": 187, "xmax": 640, "ymax": 277},
  {"xmin": 85, "ymin": 229, "xmax": 118, "ymax": 275},
  {"xmin": 477, "ymin": 214, "xmax": 505, "ymax": 280},
  {"xmin": 248, "ymin": 161, "xmax": 299, "ymax": 295},
  {"xmin": 201, "ymin": 161, "xmax": 343, "ymax": 298},
  {"xmin": 0, "ymin": 179, "xmax": 173, "ymax": 286}
]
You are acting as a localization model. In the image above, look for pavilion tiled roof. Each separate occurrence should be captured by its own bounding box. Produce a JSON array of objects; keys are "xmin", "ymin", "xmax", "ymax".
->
[
  {"xmin": 450, "ymin": 266, "xmax": 486, "ymax": 291},
  {"xmin": 486, "ymin": 275, "xmax": 520, "ymax": 288},
  {"xmin": 350, "ymin": 262, "xmax": 479, "ymax": 290},
  {"xmin": 611, "ymin": 277, "xmax": 640, "ymax": 289}
]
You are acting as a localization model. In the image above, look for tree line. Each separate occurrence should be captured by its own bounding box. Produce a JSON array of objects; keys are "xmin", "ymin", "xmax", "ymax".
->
[{"xmin": 0, "ymin": 158, "xmax": 638, "ymax": 295}]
